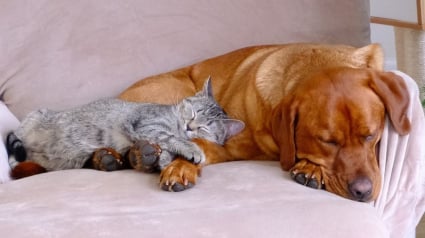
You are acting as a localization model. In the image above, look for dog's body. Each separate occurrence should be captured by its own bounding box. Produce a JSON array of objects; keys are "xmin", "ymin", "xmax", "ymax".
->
[{"xmin": 120, "ymin": 43, "xmax": 411, "ymax": 202}]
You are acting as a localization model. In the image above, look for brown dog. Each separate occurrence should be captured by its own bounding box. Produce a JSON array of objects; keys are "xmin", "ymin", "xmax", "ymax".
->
[{"xmin": 119, "ymin": 43, "xmax": 411, "ymax": 202}]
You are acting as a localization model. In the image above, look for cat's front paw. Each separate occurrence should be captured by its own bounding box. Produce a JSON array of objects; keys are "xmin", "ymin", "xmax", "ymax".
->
[{"xmin": 182, "ymin": 145, "xmax": 205, "ymax": 164}]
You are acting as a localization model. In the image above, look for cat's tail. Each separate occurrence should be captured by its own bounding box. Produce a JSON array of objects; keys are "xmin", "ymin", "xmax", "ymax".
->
[
  {"xmin": 6, "ymin": 132, "xmax": 47, "ymax": 179},
  {"xmin": 6, "ymin": 132, "xmax": 27, "ymax": 162}
]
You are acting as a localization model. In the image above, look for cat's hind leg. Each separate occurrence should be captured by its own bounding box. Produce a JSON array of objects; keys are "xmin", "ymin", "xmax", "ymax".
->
[
  {"xmin": 128, "ymin": 140, "xmax": 162, "ymax": 172},
  {"xmin": 6, "ymin": 132, "xmax": 27, "ymax": 162},
  {"xmin": 88, "ymin": 148, "xmax": 126, "ymax": 171}
]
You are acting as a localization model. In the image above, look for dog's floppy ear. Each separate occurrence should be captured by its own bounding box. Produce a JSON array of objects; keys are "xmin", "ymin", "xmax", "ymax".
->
[
  {"xmin": 354, "ymin": 43, "xmax": 384, "ymax": 70},
  {"xmin": 369, "ymin": 71, "xmax": 411, "ymax": 135},
  {"xmin": 271, "ymin": 98, "xmax": 298, "ymax": 171}
]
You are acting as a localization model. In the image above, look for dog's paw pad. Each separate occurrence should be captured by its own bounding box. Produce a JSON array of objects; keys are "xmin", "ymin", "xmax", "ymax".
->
[
  {"xmin": 290, "ymin": 160, "xmax": 323, "ymax": 189},
  {"xmin": 159, "ymin": 158, "xmax": 200, "ymax": 192},
  {"xmin": 293, "ymin": 173, "xmax": 307, "ymax": 185},
  {"xmin": 160, "ymin": 182, "xmax": 194, "ymax": 192},
  {"xmin": 291, "ymin": 172, "xmax": 319, "ymax": 188},
  {"xmin": 306, "ymin": 178, "xmax": 319, "ymax": 189}
]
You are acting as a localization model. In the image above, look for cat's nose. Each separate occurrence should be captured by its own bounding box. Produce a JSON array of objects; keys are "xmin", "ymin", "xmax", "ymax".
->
[{"xmin": 186, "ymin": 125, "xmax": 193, "ymax": 131}]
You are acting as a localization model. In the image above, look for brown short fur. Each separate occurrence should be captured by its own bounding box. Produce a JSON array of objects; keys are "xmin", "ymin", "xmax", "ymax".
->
[{"xmin": 119, "ymin": 43, "xmax": 411, "ymax": 202}]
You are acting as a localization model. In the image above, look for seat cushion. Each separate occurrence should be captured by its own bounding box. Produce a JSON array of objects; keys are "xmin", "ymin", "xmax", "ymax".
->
[{"xmin": 0, "ymin": 161, "xmax": 388, "ymax": 237}]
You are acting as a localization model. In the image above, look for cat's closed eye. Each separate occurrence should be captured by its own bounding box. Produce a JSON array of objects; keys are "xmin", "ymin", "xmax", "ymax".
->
[{"xmin": 197, "ymin": 125, "xmax": 210, "ymax": 133}]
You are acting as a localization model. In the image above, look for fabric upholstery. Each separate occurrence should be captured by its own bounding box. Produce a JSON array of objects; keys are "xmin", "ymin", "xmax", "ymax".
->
[
  {"xmin": 1, "ymin": 1, "xmax": 423, "ymax": 237},
  {"xmin": 0, "ymin": 162, "xmax": 388, "ymax": 238},
  {"xmin": 0, "ymin": 0, "xmax": 371, "ymax": 120}
]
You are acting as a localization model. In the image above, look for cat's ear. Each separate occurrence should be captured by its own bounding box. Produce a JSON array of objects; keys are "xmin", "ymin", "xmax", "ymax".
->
[
  {"xmin": 224, "ymin": 119, "xmax": 245, "ymax": 140},
  {"xmin": 201, "ymin": 76, "xmax": 213, "ymax": 98},
  {"xmin": 178, "ymin": 99, "xmax": 194, "ymax": 119}
]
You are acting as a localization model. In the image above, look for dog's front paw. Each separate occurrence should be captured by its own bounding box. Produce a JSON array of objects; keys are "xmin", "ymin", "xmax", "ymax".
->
[
  {"xmin": 159, "ymin": 158, "xmax": 201, "ymax": 192},
  {"xmin": 290, "ymin": 160, "xmax": 324, "ymax": 189}
]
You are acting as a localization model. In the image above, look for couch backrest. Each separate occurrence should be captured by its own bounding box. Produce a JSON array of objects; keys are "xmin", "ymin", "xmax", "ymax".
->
[{"xmin": 0, "ymin": 0, "xmax": 370, "ymax": 119}]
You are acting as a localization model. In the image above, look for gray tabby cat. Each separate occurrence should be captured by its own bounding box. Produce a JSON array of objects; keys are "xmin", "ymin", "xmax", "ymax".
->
[{"xmin": 7, "ymin": 78, "xmax": 245, "ymax": 171}]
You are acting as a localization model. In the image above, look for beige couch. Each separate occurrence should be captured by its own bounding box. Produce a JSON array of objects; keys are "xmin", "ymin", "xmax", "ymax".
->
[{"xmin": 0, "ymin": 1, "xmax": 424, "ymax": 237}]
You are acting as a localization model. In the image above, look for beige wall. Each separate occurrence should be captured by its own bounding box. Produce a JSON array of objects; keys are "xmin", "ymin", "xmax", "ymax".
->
[
  {"xmin": 371, "ymin": 23, "xmax": 397, "ymax": 70},
  {"xmin": 371, "ymin": 0, "xmax": 418, "ymax": 23}
]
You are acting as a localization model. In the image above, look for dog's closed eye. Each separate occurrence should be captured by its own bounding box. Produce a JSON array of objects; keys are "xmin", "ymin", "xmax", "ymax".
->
[{"xmin": 318, "ymin": 137, "xmax": 339, "ymax": 147}]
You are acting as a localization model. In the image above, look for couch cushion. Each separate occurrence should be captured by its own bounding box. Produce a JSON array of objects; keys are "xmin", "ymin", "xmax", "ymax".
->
[{"xmin": 0, "ymin": 161, "xmax": 388, "ymax": 237}]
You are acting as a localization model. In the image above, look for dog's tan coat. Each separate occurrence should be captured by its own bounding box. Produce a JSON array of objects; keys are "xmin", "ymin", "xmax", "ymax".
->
[{"xmin": 120, "ymin": 43, "xmax": 410, "ymax": 201}]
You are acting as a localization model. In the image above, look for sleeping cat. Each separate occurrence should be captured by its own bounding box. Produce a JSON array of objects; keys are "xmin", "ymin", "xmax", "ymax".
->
[{"xmin": 6, "ymin": 78, "xmax": 245, "ymax": 172}]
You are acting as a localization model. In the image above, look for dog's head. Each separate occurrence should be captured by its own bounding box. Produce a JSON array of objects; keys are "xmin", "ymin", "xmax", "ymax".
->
[
  {"xmin": 256, "ymin": 43, "xmax": 385, "ymax": 107},
  {"xmin": 271, "ymin": 67, "xmax": 410, "ymax": 201}
]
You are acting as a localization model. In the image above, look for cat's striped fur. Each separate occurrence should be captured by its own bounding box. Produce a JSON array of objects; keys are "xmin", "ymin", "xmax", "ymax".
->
[{"xmin": 7, "ymin": 78, "xmax": 245, "ymax": 171}]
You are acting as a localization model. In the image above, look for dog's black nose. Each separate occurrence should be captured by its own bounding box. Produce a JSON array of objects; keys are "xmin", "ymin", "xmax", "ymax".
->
[{"xmin": 349, "ymin": 177, "xmax": 373, "ymax": 202}]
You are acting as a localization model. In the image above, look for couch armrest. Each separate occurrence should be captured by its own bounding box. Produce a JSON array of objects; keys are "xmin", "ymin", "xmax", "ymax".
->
[
  {"xmin": 0, "ymin": 101, "xmax": 20, "ymax": 183},
  {"xmin": 375, "ymin": 71, "xmax": 425, "ymax": 238}
]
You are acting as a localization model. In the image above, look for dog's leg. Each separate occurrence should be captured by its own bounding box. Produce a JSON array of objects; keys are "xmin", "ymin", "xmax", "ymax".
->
[
  {"xmin": 191, "ymin": 138, "xmax": 235, "ymax": 164},
  {"xmin": 289, "ymin": 160, "xmax": 324, "ymax": 189},
  {"xmin": 159, "ymin": 138, "xmax": 235, "ymax": 192},
  {"xmin": 159, "ymin": 158, "xmax": 201, "ymax": 192}
]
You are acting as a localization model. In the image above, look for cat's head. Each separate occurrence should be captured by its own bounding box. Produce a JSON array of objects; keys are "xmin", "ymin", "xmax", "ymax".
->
[{"xmin": 178, "ymin": 77, "xmax": 245, "ymax": 145}]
